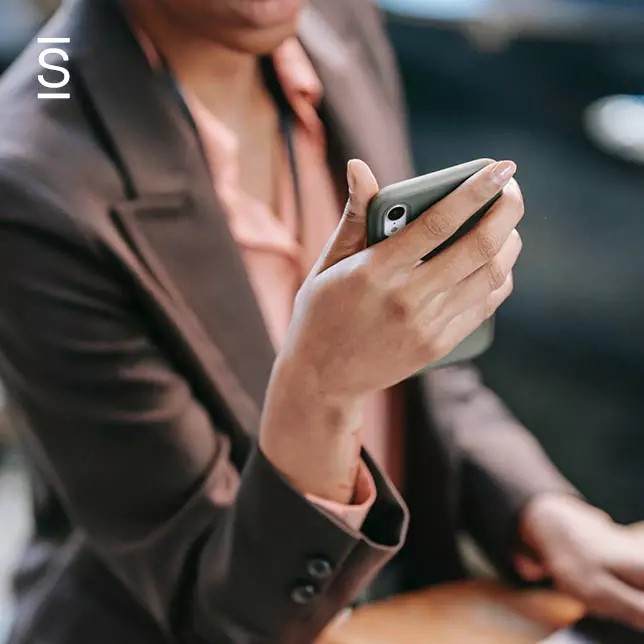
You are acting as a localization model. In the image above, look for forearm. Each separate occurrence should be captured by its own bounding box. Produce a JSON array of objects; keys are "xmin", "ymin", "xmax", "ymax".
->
[{"xmin": 259, "ymin": 355, "xmax": 366, "ymax": 504}]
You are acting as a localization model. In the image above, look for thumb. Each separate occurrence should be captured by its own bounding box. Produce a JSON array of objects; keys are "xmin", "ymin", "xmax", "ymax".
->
[
  {"xmin": 316, "ymin": 159, "xmax": 379, "ymax": 274},
  {"xmin": 514, "ymin": 553, "xmax": 550, "ymax": 582}
]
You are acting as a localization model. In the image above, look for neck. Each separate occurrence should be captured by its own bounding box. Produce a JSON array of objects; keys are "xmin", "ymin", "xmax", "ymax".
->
[{"xmin": 125, "ymin": 0, "xmax": 264, "ymax": 127}]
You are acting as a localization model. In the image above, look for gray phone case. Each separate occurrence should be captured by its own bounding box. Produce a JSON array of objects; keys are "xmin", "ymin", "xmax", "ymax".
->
[{"xmin": 366, "ymin": 158, "xmax": 498, "ymax": 370}]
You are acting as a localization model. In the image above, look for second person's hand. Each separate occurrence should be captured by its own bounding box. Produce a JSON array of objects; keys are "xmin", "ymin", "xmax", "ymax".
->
[{"xmin": 518, "ymin": 495, "xmax": 644, "ymax": 630}]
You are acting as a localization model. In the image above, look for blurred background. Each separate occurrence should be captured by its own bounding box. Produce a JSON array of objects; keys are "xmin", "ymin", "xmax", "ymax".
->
[{"xmin": 1, "ymin": 0, "xmax": 643, "ymax": 641}]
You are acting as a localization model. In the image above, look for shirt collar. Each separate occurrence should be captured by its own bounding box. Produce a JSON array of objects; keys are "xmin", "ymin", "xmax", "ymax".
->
[
  {"xmin": 129, "ymin": 19, "xmax": 323, "ymax": 129},
  {"xmin": 272, "ymin": 36, "xmax": 323, "ymax": 112}
]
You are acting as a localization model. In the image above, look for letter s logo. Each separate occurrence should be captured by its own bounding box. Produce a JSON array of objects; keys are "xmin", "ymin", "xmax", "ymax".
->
[{"xmin": 38, "ymin": 48, "xmax": 70, "ymax": 89}]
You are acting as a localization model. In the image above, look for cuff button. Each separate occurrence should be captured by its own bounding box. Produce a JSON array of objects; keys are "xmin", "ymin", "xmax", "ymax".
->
[
  {"xmin": 307, "ymin": 557, "xmax": 333, "ymax": 581},
  {"xmin": 291, "ymin": 584, "xmax": 317, "ymax": 605}
]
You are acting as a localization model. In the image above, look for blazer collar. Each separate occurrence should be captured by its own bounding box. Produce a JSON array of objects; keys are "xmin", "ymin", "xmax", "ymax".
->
[
  {"xmin": 61, "ymin": 0, "xmax": 273, "ymax": 437},
  {"xmin": 56, "ymin": 0, "xmax": 412, "ymax": 437}
]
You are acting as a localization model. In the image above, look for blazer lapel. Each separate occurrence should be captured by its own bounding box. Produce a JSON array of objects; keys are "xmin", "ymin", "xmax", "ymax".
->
[
  {"xmin": 64, "ymin": 0, "xmax": 275, "ymax": 436},
  {"xmin": 60, "ymin": 0, "xmax": 414, "ymax": 439}
]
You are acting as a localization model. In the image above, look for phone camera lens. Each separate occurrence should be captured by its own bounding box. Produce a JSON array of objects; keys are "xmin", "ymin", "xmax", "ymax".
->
[{"xmin": 387, "ymin": 206, "xmax": 405, "ymax": 222}]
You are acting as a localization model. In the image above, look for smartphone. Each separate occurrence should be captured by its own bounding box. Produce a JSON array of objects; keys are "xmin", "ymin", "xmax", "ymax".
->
[{"xmin": 366, "ymin": 158, "xmax": 502, "ymax": 370}]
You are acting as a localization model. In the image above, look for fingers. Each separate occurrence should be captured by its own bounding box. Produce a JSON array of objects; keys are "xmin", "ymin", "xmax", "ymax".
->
[
  {"xmin": 315, "ymin": 159, "xmax": 379, "ymax": 274},
  {"xmin": 387, "ymin": 160, "xmax": 517, "ymax": 265},
  {"xmin": 412, "ymin": 179, "xmax": 525, "ymax": 293},
  {"xmin": 431, "ymin": 229, "xmax": 522, "ymax": 323},
  {"xmin": 424, "ymin": 273, "xmax": 513, "ymax": 360},
  {"xmin": 581, "ymin": 574, "xmax": 644, "ymax": 630}
]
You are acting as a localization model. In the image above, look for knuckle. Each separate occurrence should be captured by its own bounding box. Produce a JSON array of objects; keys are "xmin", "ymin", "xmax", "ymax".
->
[
  {"xmin": 504, "ymin": 179, "xmax": 524, "ymax": 204},
  {"xmin": 474, "ymin": 229, "xmax": 502, "ymax": 260},
  {"xmin": 419, "ymin": 323, "xmax": 446, "ymax": 362},
  {"xmin": 421, "ymin": 207, "xmax": 454, "ymax": 240},
  {"xmin": 485, "ymin": 277, "xmax": 512, "ymax": 317},
  {"xmin": 512, "ymin": 229, "xmax": 523, "ymax": 251},
  {"xmin": 467, "ymin": 178, "xmax": 493, "ymax": 205},
  {"xmin": 372, "ymin": 238, "xmax": 400, "ymax": 268},
  {"xmin": 349, "ymin": 261, "xmax": 377, "ymax": 292},
  {"xmin": 344, "ymin": 203, "xmax": 362, "ymax": 221},
  {"xmin": 423, "ymin": 315, "xmax": 445, "ymax": 342},
  {"xmin": 483, "ymin": 298, "xmax": 498, "ymax": 321},
  {"xmin": 505, "ymin": 272, "xmax": 515, "ymax": 295},
  {"xmin": 430, "ymin": 336, "xmax": 453, "ymax": 362},
  {"xmin": 486, "ymin": 257, "xmax": 508, "ymax": 291},
  {"xmin": 343, "ymin": 192, "xmax": 368, "ymax": 221},
  {"xmin": 506, "ymin": 179, "xmax": 525, "ymax": 214},
  {"xmin": 411, "ymin": 324, "xmax": 432, "ymax": 355}
]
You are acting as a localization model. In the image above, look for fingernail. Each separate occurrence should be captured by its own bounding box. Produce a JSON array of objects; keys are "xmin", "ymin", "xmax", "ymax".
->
[
  {"xmin": 347, "ymin": 159, "xmax": 358, "ymax": 194},
  {"xmin": 492, "ymin": 161, "xmax": 517, "ymax": 186}
]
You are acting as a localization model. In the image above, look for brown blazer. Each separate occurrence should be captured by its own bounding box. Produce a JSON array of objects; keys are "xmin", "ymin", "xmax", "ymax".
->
[{"xmin": 0, "ymin": 0, "xmax": 577, "ymax": 642}]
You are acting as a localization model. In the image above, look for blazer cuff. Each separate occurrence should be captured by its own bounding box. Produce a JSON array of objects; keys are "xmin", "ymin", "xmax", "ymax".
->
[{"xmin": 194, "ymin": 446, "xmax": 408, "ymax": 642}]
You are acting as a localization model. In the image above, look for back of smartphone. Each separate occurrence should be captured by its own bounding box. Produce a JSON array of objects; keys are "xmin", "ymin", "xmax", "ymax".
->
[{"xmin": 366, "ymin": 159, "xmax": 498, "ymax": 370}]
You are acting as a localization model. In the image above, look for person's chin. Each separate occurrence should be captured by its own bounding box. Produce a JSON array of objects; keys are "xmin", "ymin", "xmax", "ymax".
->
[
  {"xmin": 227, "ymin": 0, "xmax": 304, "ymax": 30},
  {"xmin": 217, "ymin": 20, "xmax": 299, "ymax": 55},
  {"xmin": 219, "ymin": 0, "xmax": 303, "ymax": 53}
]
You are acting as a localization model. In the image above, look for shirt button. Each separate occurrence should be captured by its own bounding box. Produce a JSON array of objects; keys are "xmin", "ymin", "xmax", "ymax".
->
[
  {"xmin": 306, "ymin": 557, "xmax": 333, "ymax": 581},
  {"xmin": 291, "ymin": 584, "xmax": 317, "ymax": 605}
]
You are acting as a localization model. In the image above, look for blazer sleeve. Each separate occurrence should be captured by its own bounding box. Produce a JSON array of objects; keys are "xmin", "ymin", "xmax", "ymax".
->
[
  {"xmin": 421, "ymin": 363, "xmax": 580, "ymax": 575},
  {"xmin": 0, "ymin": 186, "xmax": 408, "ymax": 643}
]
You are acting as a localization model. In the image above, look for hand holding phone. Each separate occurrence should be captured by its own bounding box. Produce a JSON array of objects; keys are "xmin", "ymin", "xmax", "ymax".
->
[
  {"xmin": 262, "ymin": 159, "xmax": 522, "ymax": 501},
  {"xmin": 366, "ymin": 159, "xmax": 515, "ymax": 369},
  {"xmin": 277, "ymin": 157, "xmax": 522, "ymax": 401}
]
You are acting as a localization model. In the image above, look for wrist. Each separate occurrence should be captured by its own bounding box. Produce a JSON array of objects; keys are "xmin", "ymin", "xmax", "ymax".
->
[
  {"xmin": 260, "ymin": 355, "xmax": 366, "ymax": 503},
  {"xmin": 270, "ymin": 352, "xmax": 365, "ymax": 416},
  {"xmin": 519, "ymin": 494, "xmax": 604, "ymax": 550}
]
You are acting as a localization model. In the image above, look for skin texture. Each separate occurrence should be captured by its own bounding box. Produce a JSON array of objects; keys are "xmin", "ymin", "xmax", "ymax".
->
[{"xmin": 125, "ymin": 0, "xmax": 644, "ymax": 629}]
